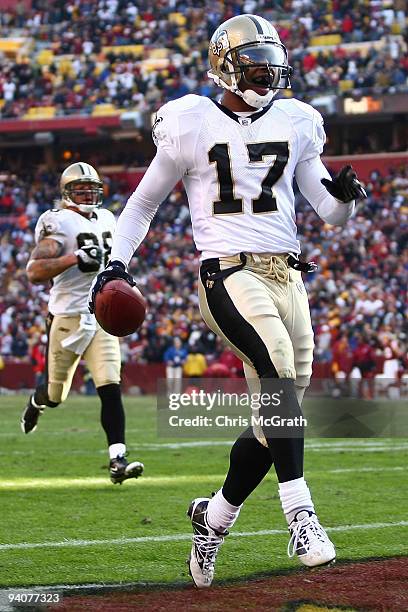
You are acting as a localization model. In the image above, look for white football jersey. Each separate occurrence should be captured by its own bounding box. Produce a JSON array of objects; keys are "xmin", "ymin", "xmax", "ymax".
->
[
  {"xmin": 34, "ymin": 208, "xmax": 116, "ymax": 315},
  {"xmin": 153, "ymin": 94, "xmax": 325, "ymax": 258}
]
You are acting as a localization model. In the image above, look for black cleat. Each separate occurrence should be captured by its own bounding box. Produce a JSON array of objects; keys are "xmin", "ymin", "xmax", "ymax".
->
[
  {"xmin": 187, "ymin": 497, "xmax": 226, "ymax": 588},
  {"xmin": 21, "ymin": 396, "xmax": 44, "ymax": 434},
  {"xmin": 109, "ymin": 455, "xmax": 144, "ymax": 484}
]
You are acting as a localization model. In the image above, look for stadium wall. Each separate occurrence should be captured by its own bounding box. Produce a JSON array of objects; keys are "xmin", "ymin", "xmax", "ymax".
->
[
  {"xmin": 322, "ymin": 152, "xmax": 408, "ymax": 180},
  {"xmin": 0, "ymin": 0, "xmax": 31, "ymax": 7},
  {"xmin": 0, "ymin": 362, "xmax": 333, "ymax": 395}
]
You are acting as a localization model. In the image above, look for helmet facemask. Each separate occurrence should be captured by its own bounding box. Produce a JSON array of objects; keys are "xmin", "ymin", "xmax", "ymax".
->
[
  {"xmin": 222, "ymin": 42, "xmax": 292, "ymax": 108},
  {"xmin": 62, "ymin": 178, "xmax": 103, "ymax": 213}
]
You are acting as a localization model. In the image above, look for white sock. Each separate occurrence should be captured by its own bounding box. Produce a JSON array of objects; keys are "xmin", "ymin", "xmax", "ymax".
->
[
  {"xmin": 109, "ymin": 443, "xmax": 126, "ymax": 459},
  {"xmin": 278, "ymin": 477, "xmax": 315, "ymax": 525},
  {"xmin": 206, "ymin": 489, "xmax": 242, "ymax": 533}
]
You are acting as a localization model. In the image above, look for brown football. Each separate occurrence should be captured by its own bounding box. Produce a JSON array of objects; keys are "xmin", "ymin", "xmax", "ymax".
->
[{"xmin": 94, "ymin": 279, "xmax": 147, "ymax": 337}]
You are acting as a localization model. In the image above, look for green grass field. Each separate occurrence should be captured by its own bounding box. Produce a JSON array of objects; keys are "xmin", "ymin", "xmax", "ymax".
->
[{"xmin": 0, "ymin": 395, "xmax": 407, "ymax": 589}]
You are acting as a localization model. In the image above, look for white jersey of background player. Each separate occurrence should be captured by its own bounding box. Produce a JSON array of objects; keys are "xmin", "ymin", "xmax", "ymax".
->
[
  {"xmin": 35, "ymin": 206, "xmax": 115, "ymax": 314},
  {"xmin": 22, "ymin": 162, "xmax": 143, "ymax": 486}
]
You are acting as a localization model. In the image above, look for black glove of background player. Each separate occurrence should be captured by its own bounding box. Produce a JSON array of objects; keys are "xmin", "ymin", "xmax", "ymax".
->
[
  {"xmin": 75, "ymin": 245, "xmax": 102, "ymax": 273},
  {"xmin": 321, "ymin": 165, "xmax": 367, "ymax": 203},
  {"xmin": 88, "ymin": 260, "xmax": 135, "ymax": 314}
]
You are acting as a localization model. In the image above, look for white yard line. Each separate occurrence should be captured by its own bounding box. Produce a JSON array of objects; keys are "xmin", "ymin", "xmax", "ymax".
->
[
  {"xmin": 132, "ymin": 440, "xmax": 408, "ymax": 450},
  {"xmin": 330, "ymin": 466, "xmax": 404, "ymax": 473},
  {"xmin": 0, "ymin": 439, "xmax": 407, "ymax": 452},
  {"xmin": 304, "ymin": 446, "xmax": 408, "ymax": 452},
  {"xmin": 0, "ymin": 465, "xmax": 404, "ymax": 490},
  {"xmin": 0, "ymin": 475, "xmax": 225, "ymax": 489},
  {"xmin": 1, "ymin": 520, "xmax": 407, "ymax": 552}
]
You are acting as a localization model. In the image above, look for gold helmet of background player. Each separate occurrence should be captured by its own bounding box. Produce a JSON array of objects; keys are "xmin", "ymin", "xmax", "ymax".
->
[
  {"xmin": 60, "ymin": 162, "xmax": 103, "ymax": 213},
  {"xmin": 208, "ymin": 14, "xmax": 292, "ymax": 109}
]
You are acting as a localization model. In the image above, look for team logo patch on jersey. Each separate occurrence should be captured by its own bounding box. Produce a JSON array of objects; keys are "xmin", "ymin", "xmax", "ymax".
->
[
  {"xmin": 152, "ymin": 115, "xmax": 164, "ymax": 145},
  {"xmin": 38, "ymin": 220, "xmax": 60, "ymax": 240},
  {"xmin": 238, "ymin": 117, "xmax": 252, "ymax": 126}
]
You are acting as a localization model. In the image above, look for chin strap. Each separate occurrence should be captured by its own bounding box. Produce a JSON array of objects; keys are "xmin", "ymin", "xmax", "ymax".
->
[
  {"xmin": 77, "ymin": 204, "xmax": 99, "ymax": 213},
  {"xmin": 62, "ymin": 197, "xmax": 99, "ymax": 213},
  {"xmin": 208, "ymin": 70, "xmax": 277, "ymax": 110},
  {"xmin": 238, "ymin": 88, "xmax": 276, "ymax": 109}
]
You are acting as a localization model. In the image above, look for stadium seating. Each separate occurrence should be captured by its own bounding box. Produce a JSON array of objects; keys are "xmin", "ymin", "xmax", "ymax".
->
[
  {"xmin": 0, "ymin": 1, "xmax": 406, "ymax": 119},
  {"xmin": 22, "ymin": 106, "xmax": 56, "ymax": 119}
]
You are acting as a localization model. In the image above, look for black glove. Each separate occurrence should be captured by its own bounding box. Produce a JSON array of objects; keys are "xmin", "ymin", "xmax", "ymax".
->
[
  {"xmin": 321, "ymin": 165, "xmax": 367, "ymax": 203},
  {"xmin": 75, "ymin": 245, "xmax": 103, "ymax": 272},
  {"xmin": 88, "ymin": 260, "xmax": 135, "ymax": 314}
]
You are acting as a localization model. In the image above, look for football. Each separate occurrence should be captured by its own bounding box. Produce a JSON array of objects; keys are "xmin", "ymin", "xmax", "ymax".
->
[{"xmin": 94, "ymin": 279, "xmax": 147, "ymax": 337}]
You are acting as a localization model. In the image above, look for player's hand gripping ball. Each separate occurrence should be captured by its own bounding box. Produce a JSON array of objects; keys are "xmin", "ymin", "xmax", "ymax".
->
[{"xmin": 89, "ymin": 261, "xmax": 146, "ymax": 336}]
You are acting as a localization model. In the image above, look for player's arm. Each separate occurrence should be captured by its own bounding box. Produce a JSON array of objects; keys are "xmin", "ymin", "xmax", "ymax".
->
[
  {"xmin": 26, "ymin": 238, "xmax": 77, "ymax": 283},
  {"xmin": 88, "ymin": 148, "xmax": 183, "ymax": 311},
  {"xmin": 110, "ymin": 104, "xmax": 186, "ymax": 267},
  {"xmin": 89, "ymin": 102, "xmax": 187, "ymax": 312},
  {"xmin": 295, "ymin": 157, "xmax": 366, "ymax": 226},
  {"xmin": 294, "ymin": 106, "xmax": 366, "ymax": 225},
  {"xmin": 27, "ymin": 238, "xmax": 103, "ymax": 283},
  {"xmin": 111, "ymin": 147, "xmax": 183, "ymax": 266}
]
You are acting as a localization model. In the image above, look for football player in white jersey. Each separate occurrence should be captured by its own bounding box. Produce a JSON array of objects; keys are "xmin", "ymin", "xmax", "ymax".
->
[
  {"xmin": 89, "ymin": 15, "xmax": 366, "ymax": 583},
  {"xmin": 21, "ymin": 162, "xmax": 144, "ymax": 485}
]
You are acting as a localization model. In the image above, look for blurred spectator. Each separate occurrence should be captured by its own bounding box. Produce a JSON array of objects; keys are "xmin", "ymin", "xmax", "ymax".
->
[
  {"xmin": 82, "ymin": 366, "xmax": 97, "ymax": 396},
  {"xmin": 0, "ymin": 0, "xmax": 406, "ymax": 120},
  {"xmin": 30, "ymin": 332, "xmax": 45, "ymax": 386},
  {"xmin": 163, "ymin": 337, "xmax": 187, "ymax": 394},
  {"xmin": 315, "ymin": 324, "xmax": 332, "ymax": 363},
  {"xmin": 331, "ymin": 333, "xmax": 353, "ymax": 380},
  {"xmin": 11, "ymin": 330, "xmax": 28, "ymax": 360},
  {"xmin": 204, "ymin": 362, "xmax": 232, "ymax": 378},
  {"xmin": 352, "ymin": 334, "xmax": 378, "ymax": 399},
  {"xmin": 215, "ymin": 347, "xmax": 244, "ymax": 377},
  {"xmin": 183, "ymin": 345, "xmax": 207, "ymax": 378},
  {"xmin": 374, "ymin": 345, "xmax": 401, "ymax": 398}
]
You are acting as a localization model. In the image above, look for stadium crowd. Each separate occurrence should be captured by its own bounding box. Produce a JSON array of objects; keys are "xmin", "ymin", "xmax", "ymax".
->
[
  {"xmin": 0, "ymin": 0, "xmax": 407, "ymax": 119},
  {"xmin": 0, "ymin": 165, "xmax": 407, "ymax": 385},
  {"xmin": 0, "ymin": 1, "xmax": 406, "ymax": 388}
]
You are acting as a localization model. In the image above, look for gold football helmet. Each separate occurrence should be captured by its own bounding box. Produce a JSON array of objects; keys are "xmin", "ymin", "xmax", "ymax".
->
[
  {"xmin": 208, "ymin": 14, "xmax": 292, "ymax": 108},
  {"xmin": 60, "ymin": 162, "xmax": 103, "ymax": 213}
]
